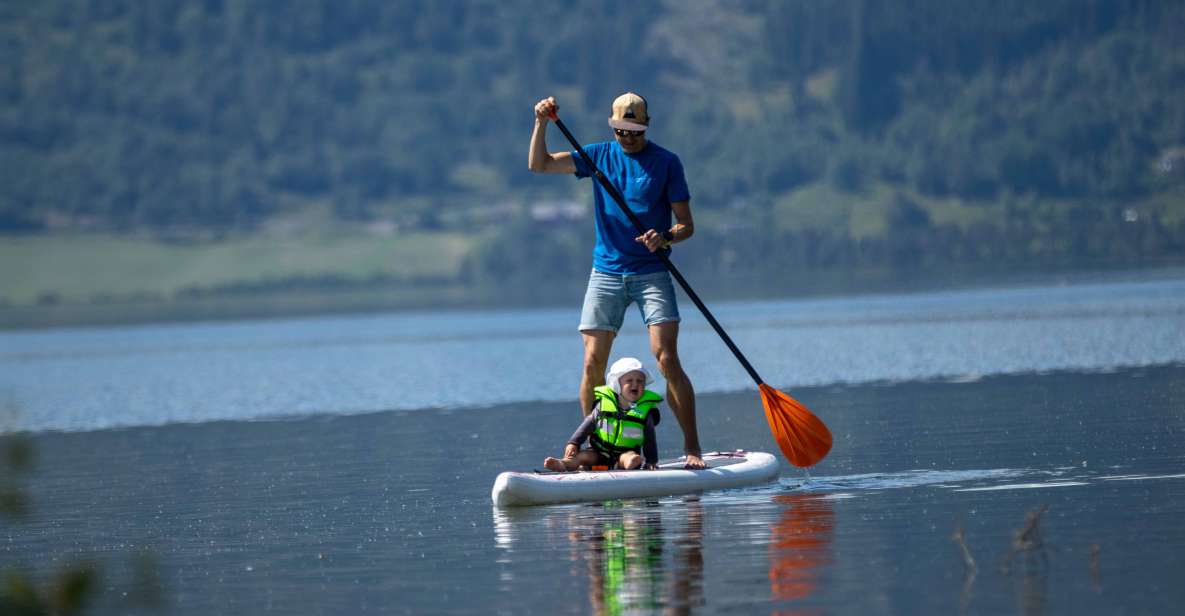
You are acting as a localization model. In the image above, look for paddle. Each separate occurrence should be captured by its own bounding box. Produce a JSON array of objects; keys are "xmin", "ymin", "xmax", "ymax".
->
[{"xmin": 548, "ymin": 113, "xmax": 832, "ymax": 468}]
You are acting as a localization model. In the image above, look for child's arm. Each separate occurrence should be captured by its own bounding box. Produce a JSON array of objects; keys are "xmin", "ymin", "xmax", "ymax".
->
[
  {"xmin": 566, "ymin": 408, "xmax": 599, "ymax": 452},
  {"xmin": 642, "ymin": 413, "xmax": 659, "ymax": 469}
]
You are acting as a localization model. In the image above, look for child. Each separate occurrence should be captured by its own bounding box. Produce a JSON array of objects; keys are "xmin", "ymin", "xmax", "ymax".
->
[{"xmin": 544, "ymin": 357, "xmax": 662, "ymax": 472}]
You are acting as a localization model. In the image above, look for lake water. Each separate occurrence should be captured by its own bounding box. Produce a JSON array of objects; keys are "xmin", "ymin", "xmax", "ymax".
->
[
  {"xmin": 2, "ymin": 276, "xmax": 1184, "ymax": 433},
  {"xmin": 2, "ymin": 276, "xmax": 1184, "ymax": 614}
]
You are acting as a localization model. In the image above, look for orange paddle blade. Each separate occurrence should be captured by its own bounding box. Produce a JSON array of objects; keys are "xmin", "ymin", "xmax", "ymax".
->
[{"xmin": 760, "ymin": 384, "xmax": 832, "ymax": 468}]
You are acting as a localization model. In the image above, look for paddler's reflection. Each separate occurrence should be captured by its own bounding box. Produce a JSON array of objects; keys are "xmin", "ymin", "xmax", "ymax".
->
[
  {"xmin": 768, "ymin": 494, "xmax": 835, "ymax": 606},
  {"xmin": 666, "ymin": 495, "xmax": 705, "ymax": 615},
  {"xmin": 567, "ymin": 497, "xmax": 705, "ymax": 616}
]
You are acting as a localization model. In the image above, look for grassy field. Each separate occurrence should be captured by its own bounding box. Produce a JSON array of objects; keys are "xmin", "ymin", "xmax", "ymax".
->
[{"xmin": 0, "ymin": 231, "xmax": 473, "ymax": 306}]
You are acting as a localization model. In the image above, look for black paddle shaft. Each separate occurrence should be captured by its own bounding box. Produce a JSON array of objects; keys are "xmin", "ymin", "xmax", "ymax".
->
[{"xmin": 550, "ymin": 116, "xmax": 765, "ymax": 387}]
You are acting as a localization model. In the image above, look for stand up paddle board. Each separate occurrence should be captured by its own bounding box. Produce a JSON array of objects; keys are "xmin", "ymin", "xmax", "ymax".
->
[{"xmin": 491, "ymin": 450, "xmax": 779, "ymax": 507}]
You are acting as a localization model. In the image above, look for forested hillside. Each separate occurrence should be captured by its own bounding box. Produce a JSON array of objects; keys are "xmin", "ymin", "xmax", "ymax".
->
[{"xmin": 3, "ymin": 0, "xmax": 1184, "ymax": 312}]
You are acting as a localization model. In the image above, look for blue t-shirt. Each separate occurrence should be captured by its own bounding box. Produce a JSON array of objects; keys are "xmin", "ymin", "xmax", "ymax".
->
[{"xmin": 571, "ymin": 141, "xmax": 691, "ymax": 275}]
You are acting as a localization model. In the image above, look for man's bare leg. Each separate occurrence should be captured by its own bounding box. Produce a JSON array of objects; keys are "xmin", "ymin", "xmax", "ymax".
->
[
  {"xmin": 650, "ymin": 322, "xmax": 704, "ymax": 469},
  {"xmin": 580, "ymin": 329, "xmax": 615, "ymax": 416}
]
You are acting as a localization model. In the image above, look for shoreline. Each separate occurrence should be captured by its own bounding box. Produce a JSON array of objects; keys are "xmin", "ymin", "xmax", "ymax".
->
[{"xmin": 4, "ymin": 263, "xmax": 1183, "ymax": 331}]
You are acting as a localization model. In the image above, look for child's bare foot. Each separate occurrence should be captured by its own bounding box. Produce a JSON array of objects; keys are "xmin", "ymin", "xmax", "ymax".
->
[{"xmin": 543, "ymin": 457, "xmax": 568, "ymax": 472}]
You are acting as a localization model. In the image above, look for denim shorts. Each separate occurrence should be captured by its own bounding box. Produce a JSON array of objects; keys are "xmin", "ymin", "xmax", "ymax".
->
[{"xmin": 579, "ymin": 269, "xmax": 681, "ymax": 333}]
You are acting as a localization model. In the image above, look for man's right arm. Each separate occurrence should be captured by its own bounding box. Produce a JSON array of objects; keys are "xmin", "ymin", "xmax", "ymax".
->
[{"xmin": 529, "ymin": 96, "xmax": 577, "ymax": 175}]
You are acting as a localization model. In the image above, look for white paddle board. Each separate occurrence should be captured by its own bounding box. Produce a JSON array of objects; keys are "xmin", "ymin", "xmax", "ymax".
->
[{"xmin": 491, "ymin": 450, "xmax": 779, "ymax": 507}]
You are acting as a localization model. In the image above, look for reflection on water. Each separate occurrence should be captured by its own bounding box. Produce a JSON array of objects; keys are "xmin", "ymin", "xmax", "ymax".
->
[
  {"xmin": 768, "ymin": 494, "xmax": 835, "ymax": 607},
  {"xmin": 492, "ymin": 492, "xmax": 841, "ymax": 615},
  {"xmin": 1001, "ymin": 505, "xmax": 1052, "ymax": 616},
  {"xmin": 489, "ymin": 463, "xmax": 1152, "ymax": 613},
  {"xmin": 494, "ymin": 497, "xmax": 706, "ymax": 615},
  {"xmin": 574, "ymin": 501, "xmax": 682, "ymax": 615},
  {"xmin": 667, "ymin": 498, "xmax": 705, "ymax": 615}
]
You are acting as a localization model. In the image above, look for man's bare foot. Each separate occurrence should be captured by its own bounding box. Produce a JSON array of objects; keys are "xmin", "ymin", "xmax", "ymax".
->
[
  {"xmin": 683, "ymin": 453, "xmax": 706, "ymax": 470},
  {"xmin": 543, "ymin": 457, "xmax": 568, "ymax": 472}
]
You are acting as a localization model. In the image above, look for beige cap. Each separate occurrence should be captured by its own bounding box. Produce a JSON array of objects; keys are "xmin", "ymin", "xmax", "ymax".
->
[{"xmin": 608, "ymin": 92, "xmax": 649, "ymax": 131}]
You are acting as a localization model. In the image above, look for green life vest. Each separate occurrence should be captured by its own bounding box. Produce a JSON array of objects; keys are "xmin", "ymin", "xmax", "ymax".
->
[{"xmin": 589, "ymin": 385, "xmax": 662, "ymax": 456}]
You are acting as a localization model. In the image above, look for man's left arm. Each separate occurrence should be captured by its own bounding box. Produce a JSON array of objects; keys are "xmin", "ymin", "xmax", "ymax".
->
[{"xmin": 637, "ymin": 200, "xmax": 694, "ymax": 252}]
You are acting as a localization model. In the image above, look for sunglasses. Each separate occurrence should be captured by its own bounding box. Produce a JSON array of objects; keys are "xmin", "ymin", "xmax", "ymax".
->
[{"xmin": 613, "ymin": 128, "xmax": 645, "ymax": 138}]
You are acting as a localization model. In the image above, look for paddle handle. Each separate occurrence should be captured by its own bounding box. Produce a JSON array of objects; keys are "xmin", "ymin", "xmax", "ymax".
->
[{"xmin": 549, "ymin": 115, "xmax": 766, "ymax": 387}]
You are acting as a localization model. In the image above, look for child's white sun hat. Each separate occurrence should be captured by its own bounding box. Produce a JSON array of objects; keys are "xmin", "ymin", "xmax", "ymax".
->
[{"xmin": 606, "ymin": 357, "xmax": 654, "ymax": 394}]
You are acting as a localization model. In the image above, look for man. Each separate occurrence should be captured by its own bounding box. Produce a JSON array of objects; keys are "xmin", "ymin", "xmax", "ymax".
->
[{"xmin": 528, "ymin": 92, "xmax": 704, "ymax": 469}]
